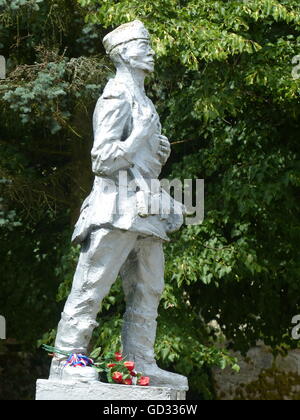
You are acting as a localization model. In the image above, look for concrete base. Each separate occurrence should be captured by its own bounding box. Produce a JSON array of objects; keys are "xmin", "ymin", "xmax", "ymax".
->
[{"xmin": 36, "ymin": 379, "xmax": 186, "ymax": 400}]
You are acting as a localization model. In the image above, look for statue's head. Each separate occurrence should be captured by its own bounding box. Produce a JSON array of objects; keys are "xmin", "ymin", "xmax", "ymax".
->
[{"xmin": 103, "ymin": 20, "xmax": 155, "ymax": 73}]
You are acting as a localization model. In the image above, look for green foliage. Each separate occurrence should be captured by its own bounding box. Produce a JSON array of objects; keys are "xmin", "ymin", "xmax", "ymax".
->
[
  {"xmin": 0, "ymin": 0, "xmax": 108, "ymax": 347},
  {"xmin": 1, "ymin": 51, "xmax": 108, "ymax": 131},
  {"xmin": 0, "ymin": 0, "xmax": 43, "ymax": 11}
]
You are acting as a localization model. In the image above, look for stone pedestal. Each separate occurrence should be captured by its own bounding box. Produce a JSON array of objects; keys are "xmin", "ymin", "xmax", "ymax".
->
[{"xmin": 36, "ymin": 379, "xmax": 186, "ymax": 400}]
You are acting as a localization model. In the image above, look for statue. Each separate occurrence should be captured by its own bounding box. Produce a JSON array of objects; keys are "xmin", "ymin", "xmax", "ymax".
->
[{"xmin": 49, "ymin": 20, "xmax": 188, "ymax": 391}]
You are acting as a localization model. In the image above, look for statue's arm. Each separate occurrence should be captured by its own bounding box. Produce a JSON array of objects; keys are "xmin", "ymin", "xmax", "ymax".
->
[
  {"xmin": 91, "ymin": 85, "xmax": 159, "ymax": 177},
  {"xmin": 91, "ymin": 92, "xmax": 137, "ymax": 176}
]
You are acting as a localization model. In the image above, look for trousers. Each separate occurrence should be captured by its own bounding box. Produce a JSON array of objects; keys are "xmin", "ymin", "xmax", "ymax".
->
[{"xmin": 54, "ymin": 227, "xmax": 165, "ymax": 362}]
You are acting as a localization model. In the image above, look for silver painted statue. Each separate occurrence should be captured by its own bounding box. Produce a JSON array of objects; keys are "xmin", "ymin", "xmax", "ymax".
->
[{"xmin": 50, "ymin": 20, "xmax": 188, "ymax": 391}]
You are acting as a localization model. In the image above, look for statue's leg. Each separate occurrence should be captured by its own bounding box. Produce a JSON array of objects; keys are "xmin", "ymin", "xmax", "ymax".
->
[
  {"xmin": 50, "ymin": 228, "xmax": 137, "ymax": 379},
  {"xmin": 120, "ymin": 236, "xmax": 188, "ymax": 390},
  {"xmin": 121, "ymin": 236, "xmax": 164, "ymax": 362}
]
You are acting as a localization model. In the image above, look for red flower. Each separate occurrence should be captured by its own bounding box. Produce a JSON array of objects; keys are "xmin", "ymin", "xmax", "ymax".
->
[
  {"xmin": 112, "ymin": 371, "xmax": 123, "ymax": 383},
  {"xmin": 130, "ymin": 370, "xmax": 137, "ymax": 377},
  {"xmin": 123, "ymin": 378, "xmax": 133, "ymax": 385},
  {"xmin": 115, "ymin": 352, "xmax": 123, "ymax": 361},
  {"xmin": 138, "ymin": 376, "xmax": 150, "ymax": 386},
  {"xmin": 107, "ymin": 363, "xmax": 116, "ymax": 368},
  {"xmin": 124, "ymin": 361, "xmax": 135, "ymax": 371}
]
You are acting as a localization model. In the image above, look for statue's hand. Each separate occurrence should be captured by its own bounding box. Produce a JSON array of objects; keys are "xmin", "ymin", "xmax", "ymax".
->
[{"xmin": 157, "ymin": 135, "xmax": 171, "ymax": 164}]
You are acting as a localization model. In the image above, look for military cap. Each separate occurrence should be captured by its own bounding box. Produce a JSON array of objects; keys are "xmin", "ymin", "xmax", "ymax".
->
[{"xmin": 103, "ymin": 20, "xmax": 150, "ymax": 54}]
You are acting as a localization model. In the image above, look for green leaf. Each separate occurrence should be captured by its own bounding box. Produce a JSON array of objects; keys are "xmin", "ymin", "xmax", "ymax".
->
[{"xmin": 90, "ymin": 347, "xmax": 102, "ymax": 359}]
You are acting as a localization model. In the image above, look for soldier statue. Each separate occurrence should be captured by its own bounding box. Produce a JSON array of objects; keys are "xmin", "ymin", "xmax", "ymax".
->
[{"xmin": 50, "ymin": 20, "xmax": 188, "ymax": 391}]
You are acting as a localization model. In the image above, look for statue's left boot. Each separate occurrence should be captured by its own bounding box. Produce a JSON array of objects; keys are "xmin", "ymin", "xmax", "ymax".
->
[
  {"xmin": 122, "ymin": 319, "xmax": 188, "ymax": 391},
  {"xmin": 134, "ymin": 359, "xmax": 189, "ymax": 391}
]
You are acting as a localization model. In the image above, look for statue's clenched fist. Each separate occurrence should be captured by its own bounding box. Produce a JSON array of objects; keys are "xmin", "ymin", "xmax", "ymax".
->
[{"xmin": 157, "ymin": 135, "xmax": 171, "ymax": 164}]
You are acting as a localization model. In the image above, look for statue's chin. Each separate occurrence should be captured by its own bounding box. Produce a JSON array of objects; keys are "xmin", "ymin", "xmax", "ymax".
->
[
  {"xmin": 130, "ymin": 61, "xmax": 155, "ymax": 74},
  {"xmin": 144, "ymin": 67, "xmax": 154, "ymax": 74},
  {"xmin": 142, "ymin": 66, "xmax": 155, "ymax": 75}
]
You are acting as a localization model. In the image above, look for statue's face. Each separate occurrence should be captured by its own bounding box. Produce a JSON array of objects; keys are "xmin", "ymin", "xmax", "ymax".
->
[{"xmin": 121, "ymin": 39, "xmax": 155, "ymax": 73}]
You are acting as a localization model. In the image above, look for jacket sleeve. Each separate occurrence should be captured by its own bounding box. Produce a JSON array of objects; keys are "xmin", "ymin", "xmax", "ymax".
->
[{"xmin": 91, "ymin": 85, "xmax": 134, "ymax": 176}]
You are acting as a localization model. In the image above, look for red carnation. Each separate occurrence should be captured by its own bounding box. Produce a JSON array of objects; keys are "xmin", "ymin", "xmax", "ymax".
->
[
  {"xmin": 112, "ymin": 371, "xmax": 123, "ymax": 383},
  {"xmin": 130, "ymin": 370, "xmax": 137, "ymax": 377},
  {"xmin": 115, "ymin": 352, "xmax": 123, "ymax": 361},
  {"xmin": 107, "ymin": 363, "xmax": 116, "ymax": 368},
  {"xmin": 123, "ymin": 378, "xmax": 133, "ymax": 385},
  {"xmin": 124, "ymin": 361, "xmax": 135, "ymax": 371},
  {"xmin": 138, "ymin": 376, "xmax": 150, "ymax": 386}
]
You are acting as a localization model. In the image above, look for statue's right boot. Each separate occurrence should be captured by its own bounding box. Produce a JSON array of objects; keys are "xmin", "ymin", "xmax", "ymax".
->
[
  {"xmin": 49, "ymin": 356, "xmax": 98, "ymax": 382},
  {"xmin": 48, "ymin": 311, "xmax": 99, "ymax": 382},
  {"xmin": 49, "ymin": 354, "xmax": 66, "ymax": 380}
]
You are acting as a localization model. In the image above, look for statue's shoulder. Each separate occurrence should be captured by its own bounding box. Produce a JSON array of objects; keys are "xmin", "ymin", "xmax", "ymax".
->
[
  {"xmin": 93, "ymin": 78, "xmax": 131, "ymax": 121},
  {"xmin": 102, "ymin": 78, "xmax": 130, "ymax": 101}
]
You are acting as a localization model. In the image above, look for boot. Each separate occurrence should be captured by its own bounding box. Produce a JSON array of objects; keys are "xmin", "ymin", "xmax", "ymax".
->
[
  {"xmin": 49, "ymin": 311, "xmax": 99, "ymax": 382},
  {"xmin": 49, "ymin": 354, "xmax": 98, "ymax": 382},
  {"xmin": 122, "ymin": 319, "xmax": 188, "ymax": 391},
  {"xmin": 135, "ymin": 359, "xmax": 188, "ymax": 390},
  {"xmin": 49, "ymin": 354, "xmax": 66, "ymax": 380}
]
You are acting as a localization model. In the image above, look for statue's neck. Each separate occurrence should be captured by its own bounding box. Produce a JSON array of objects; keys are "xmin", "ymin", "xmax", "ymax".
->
[{"xmin": 115, "ymin": 65, "xmax": 146, "ymax": 95}]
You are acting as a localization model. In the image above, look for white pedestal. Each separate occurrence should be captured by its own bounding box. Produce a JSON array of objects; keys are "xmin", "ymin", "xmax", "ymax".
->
[{"xmin": 36, "ymin": 379, "xmax": 186, "ymax": 400}]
